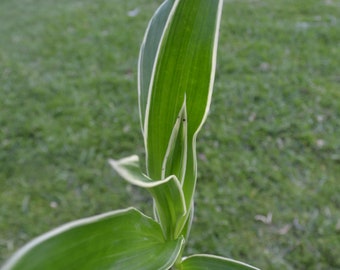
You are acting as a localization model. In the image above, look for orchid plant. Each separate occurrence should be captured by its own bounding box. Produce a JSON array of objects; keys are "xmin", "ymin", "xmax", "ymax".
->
[{"xmin": 2, "ymin": 1, "xmax": 260, "ymax": 269}]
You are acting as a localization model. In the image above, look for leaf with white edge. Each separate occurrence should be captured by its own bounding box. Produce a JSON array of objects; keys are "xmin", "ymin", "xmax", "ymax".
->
[
  {"xmin": 139, "ymin": 0, "xmax": 223, "ymax": 211},
  {"xmin": 109, "ymin": 156, "xmax": 187, "ymax": 239},
  {"xmin": 179, "ymin": 0, "xmax": 223, "ymax": 215},
  {"xmin": 2, "ymin": 208, "xmax": 184, "ymax": 270},
  {"xmin": 138, "ymin": 0, "xmax": 176, "ymax": 132},
  {"xmin": 180, "ymin": 254, "xmax": 261, "ymax": 270}
]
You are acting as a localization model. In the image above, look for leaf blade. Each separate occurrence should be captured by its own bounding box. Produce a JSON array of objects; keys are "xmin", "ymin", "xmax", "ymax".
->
[
  {"xmin": 142, "ymin": 0, "xmax": 223, "ymax": 183},
  {"xmin": 181, "ymin": 254, "xmax": 261, "ymax": 270},
  {"xmin": 138, "ymin": 0, "xmax": 176, "ymax": 132},
  {"xmin": 2, "ymin": 208, "xmax": 184, "ymax": 270}
]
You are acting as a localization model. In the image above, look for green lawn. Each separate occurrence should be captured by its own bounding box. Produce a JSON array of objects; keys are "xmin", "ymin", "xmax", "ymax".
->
[{"xmin": 1, "ymin": 0, "xmax": 339, "ymax": 269}]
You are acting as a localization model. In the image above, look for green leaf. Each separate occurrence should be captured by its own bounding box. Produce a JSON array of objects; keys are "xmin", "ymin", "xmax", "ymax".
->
[
  {"xmin": 2, "ymin": 208, "xmax": 184, "ymax": 270},
  {"xmin": 138, "ymin": 0, "xmax": 176, "ymax": 132},
  {"xmin": 180, "ymin": 254, "xmax": 261, "ymax": 270},
  {"xmin": 109, "ymin": 156, "xmax": 187, "ymax": 239},
  {"xmin": 138, "ymin": 0, "xmax": 223, "ymax": 211}
]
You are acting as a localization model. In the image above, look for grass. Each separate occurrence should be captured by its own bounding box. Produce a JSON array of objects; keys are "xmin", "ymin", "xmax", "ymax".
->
[{"xmin": 0, "ymin": 0, "xmax": 339, "ymax": 269}]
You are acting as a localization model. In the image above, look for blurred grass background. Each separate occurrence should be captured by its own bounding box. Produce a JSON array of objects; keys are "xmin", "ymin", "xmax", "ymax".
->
[{"xmin": 0, "ymin": 0, "xmax": 339, "ymax": 269}]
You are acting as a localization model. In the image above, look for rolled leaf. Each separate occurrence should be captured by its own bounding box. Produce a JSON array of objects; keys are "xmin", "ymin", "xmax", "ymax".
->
[
  {"xmin": 180, "ymin": 254, "xmax": 261, "ymax": 270},
  {"xmin": 2, "ymin": 208, "xmax": 184, "ymax": 270}
]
